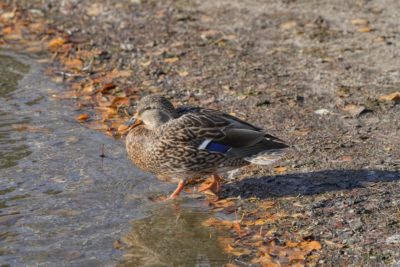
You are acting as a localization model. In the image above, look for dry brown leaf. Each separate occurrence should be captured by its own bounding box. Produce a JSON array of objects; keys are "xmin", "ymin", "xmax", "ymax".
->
[
  {"xmin": 201, "ymin": 217, "xmax": 235, "ymax": 229},
  {"xmin": 339, "ymin": 155, "xmax": 353, "ymax": 162},
  {"xmin": 76, "ymin": 113, "xmax": 90, "ymax": 121},
  {"xmin": 86, "ymin": 3, "xmax": 103, "ymax": 16},
  {"xmin": 223, "ymin": 264, "xmax": 240, "ymax": 267},
  {"xmin": 351, "ymin": 18, "xmax": 369, "ymax": 26},
  {"xmin": 48, "ymin": 37, "xmax": 66, "ymax": 49},
  {"xmin": 213, "ymin": 199, "xmax": 236, "ymax": 208},
  {"xmin": 225, "ymin": 245, "xmax": 252, "ymax": 257},
  {"xmin": 252, "ymin": 252, "xmax": 280, "ymax": 267},
  {"xmin": 280, "ymin": 21, "xmax": 297, "ymax": 30},
  {"xmin": 299, "ymin": 240, "xmax": 322, "ymax": 251},
  {"xmin": 274, "ymin": 166, "xmax": 286, "ymax": 173},
  {"xmin": 64, "ymin": 58, "xmax": 83, "ymax": 70},
  {"xmin": 140, "ymin": 60, "xmax": 152, "ymax": 67},
  {"xmin": 164, "ymin": 57, "xmax": 179, "ymax": 63},
  {"xmin": 288, "ymin": 250, "xmax": 306, "ymax": 261},
  {"xmin": 342, "ymin": 104, "xmax": 366, "ymax": 117},
  {"xmin": 357, "ymin": 27, "xmax": 373, "ymax": 33},
  {"xmin": 258, "ymin": 201, "xmax": 275, "ymax": 210},
  {"xmin": 109, "ymin": 69, "xmax": 132, "ymax": 78},
  {"xmin": 110, "ymin": 97, "xmax": 130, "ymax": 107},
  {"xmin": 1, "ymin": 11, "xmax": 16, "ymax": 20},
  {"xmin": 178, "ymin": 70, "xmax": 189, "ymax": 77},
  {"xmin": 379, "ymin": 91, "xmax": 400, "ymax": 102}
]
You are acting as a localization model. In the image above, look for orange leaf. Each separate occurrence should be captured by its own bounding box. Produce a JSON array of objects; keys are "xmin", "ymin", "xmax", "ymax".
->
[
  {"xmin": 64, "ymin": 58, "xmax": 83, "ymax": 70},
  {"xmin": 299, "ymin": 240, "xmax": 322, "ymax": 251},
  {"xmin": 48, "ymin": 37, "xmax": 66, "ymax": 49},
  {"xmin": 76, "ymin": 113, "xmax": 90, "ymax": 121},
  {"xmin": 274, "ymin": 166, "xmax": 286, "ymax": 173},
  {"xmin": 288, "ymin": 250, "xmax": 306, "ymax": 261},
  {"xmin": 164, "ymin": 57, "xmax": 179, "ymax": 63},
  {"xmin": 201, "ymin": 218, "xmax": 235, "ymax": 229},
  {"xmin": 224, "ymin": 244, "xmax": 252, "ymax": 257},
  {"xmin": 357, "ymin": 27, "xmax": 373, "ymax": 33},
  {"xmin": 110, "ymin": 97, "xmax": 130, "ymax": 107},
  {"xmin": 379, "ymin": 91, "xmax": 400, "ymax": 102},
  {"xmin": 258, "ymin": 201, "xmax": 275, "ymax": 210}
]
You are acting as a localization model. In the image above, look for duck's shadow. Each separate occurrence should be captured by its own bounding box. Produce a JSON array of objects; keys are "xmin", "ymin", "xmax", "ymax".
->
[{"xmin": 221, "ymin": 169, "xmax": 400, "ymax": 199}]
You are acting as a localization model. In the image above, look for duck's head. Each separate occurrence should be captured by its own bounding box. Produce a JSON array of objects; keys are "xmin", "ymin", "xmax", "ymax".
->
[{"xmin": 127, "ymin": 95, "xmax": 178, "ymax": 130}]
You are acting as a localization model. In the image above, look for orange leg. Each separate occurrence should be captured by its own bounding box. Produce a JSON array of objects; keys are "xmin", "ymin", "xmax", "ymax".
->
[
  {"xmin": 167, "ymin": 180, "xmax": 186, "ymax": 199},
  {"xmin": 199, "ymin": 174, "xmax": 221, "ymax": 194}
]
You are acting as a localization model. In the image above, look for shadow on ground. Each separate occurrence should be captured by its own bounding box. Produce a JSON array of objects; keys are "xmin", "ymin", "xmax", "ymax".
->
[{"xmin": 222, "ymin": 169, "xmax": 400, "ymax": 199}]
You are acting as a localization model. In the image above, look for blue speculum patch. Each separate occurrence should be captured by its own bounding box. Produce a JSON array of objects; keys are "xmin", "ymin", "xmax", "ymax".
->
[{"xmin": 206, "ymin": 142, "xmax": 231, "ymax": 153}]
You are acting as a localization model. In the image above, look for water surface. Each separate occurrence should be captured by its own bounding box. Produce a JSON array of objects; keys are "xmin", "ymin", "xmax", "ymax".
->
[{"xmin": 0, "ymin": 51, "xmax": 228, "ymax": 266}]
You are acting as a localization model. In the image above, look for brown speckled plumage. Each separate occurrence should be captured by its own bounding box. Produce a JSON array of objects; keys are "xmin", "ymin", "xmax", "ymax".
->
[{"xmin": 126, "ymin": 95, "xmax": 288, "ymax": 185}]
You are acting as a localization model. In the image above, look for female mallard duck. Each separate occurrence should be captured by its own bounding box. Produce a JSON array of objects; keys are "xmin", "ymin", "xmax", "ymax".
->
[{"xmin": 126, "ymin": 95, "xmax": 288, "ymax": 199}]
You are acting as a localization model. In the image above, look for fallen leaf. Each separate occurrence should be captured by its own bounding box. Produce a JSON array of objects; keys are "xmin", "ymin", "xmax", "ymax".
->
[
  {"xmin": 201, "ymin": 217, "xmax": 235, "ymax": 229},
  {"xmin": 109, "ymin": 69, "xmax": 132, "ymax": 78},
  {"xmin": 1, "ymin": 11, "xmax": 15, "ymax": 20},
  {"xmin": 76, "ymin": 113, "xmax": 90, "ymax": 121},
  {"xmin": 280, "ymin": 20, "xmax": 297, "ymax": 30},
  {"xmin": 338, "ymin": 155, "xmax": 353, "ymax": 162},
  {"xmin": 164, "ymin": 57, "xmax": 179, "ymax": 63},
  {"xmin": 357, "ymin": 27, "xmax": 373, "ymax": 33},
  {"xmin": 48, "ymin": 37, "xmax": 66, "ymax": 49},
  {"xmin": 86, "ymin": 3, "xmax": 103, "ymax": 16},
  {"xmin": 110, "ymin": 97, "xmax": 130, "ymax": 107},
  {"xmin": 252, "ymin": 252, "xmax": 280, "ymax": 267},
  {"xmin": 288, "ymin": 250, "xmax": 306, "ymax": 261},
  {"xmin": 379, "ymin": 91, "xmax": 400, "ymax": 102},
  {"xmin": 64, "ymin": 58, "xmax": 83, "ymax": 70},
  {"xmin": 200, "ymin": 29, "xmax": 220, "ymax": 40},
  {"xmin": 299, "ymin": 240, "xmax": 322, "ymax": 251},
  {"xmin": 324, "ymin": 240, "xmax": 344, "ymax": 248},
  {"xmin": 140, "ymin": 60, "xmax": 152, "ymax": 67},
  {"xmin": 342, "ymin": 104, "xmax": 366, "ymax": 117},
  {"xmin": 351, "ymin": 18, "xmax": 369, "ymax": 26},
  {"xmin": 178, "ymin": 70, "xmax": 189, "ymax": 77},
  {"xmin": 274, "ymin": 166, "xmax": 286, "ymax": 173},
  {"xmin": 225, "ymin": 244, "xmax": 252, "ymax": 257}
]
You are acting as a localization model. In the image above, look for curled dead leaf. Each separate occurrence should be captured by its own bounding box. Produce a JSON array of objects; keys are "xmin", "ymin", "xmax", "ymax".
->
[
  {"xmin": 280, "ymin": 20, "xmax": 297, "ymax": 30},
  {"xmin": 351, "ymin": 18, "xmax": 369, "ymax": 26},
  {"xmin": 48, "ymin": 37, "xmax": 66, "ymax": 49},
  {"xmin": 274, "ymin": 166, "xmax": 286, "ymax": 173},
  {"xmin": 379, "ymin": 91, "xmax": 400, "ymax": 102},
  {"xmin": 225, "ymin": 244, "xmax": 252, "ymax": 257},
  {"xmin": 201, "ymin": 217, "xmax": 235, "ymax": 229},
  {"xmin": 357, "ymin": 27, "xmax": 373, "ymax": 33},
  {"xmin": 164, "ymin": 57, "xmax": 179, "ymax": 63},
  {"xmin": 76, "ymin": 113, "xmax": 90, "ymax": 121},
  {"xmin": 299, "ymin": 240, "xmax": 322, "ymax": 251},
  {"xmin": 342, "ymin": 104, "xmax": 366, "ymax": 118}
]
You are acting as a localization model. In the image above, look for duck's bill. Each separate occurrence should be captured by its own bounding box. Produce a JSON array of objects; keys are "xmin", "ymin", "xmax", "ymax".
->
[
  {"xmin": 125, "ymin": 117, "xmax": 143, "ymax": 128},
  {"xmin": 118, "ymin": 117, "xmax": 143, "ymax": 135}
]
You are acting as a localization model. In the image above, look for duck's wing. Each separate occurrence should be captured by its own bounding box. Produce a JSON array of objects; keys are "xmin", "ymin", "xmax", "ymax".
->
[{"xmin": 164, "ymin": 107, "xmax": 288, "ymax": 159}]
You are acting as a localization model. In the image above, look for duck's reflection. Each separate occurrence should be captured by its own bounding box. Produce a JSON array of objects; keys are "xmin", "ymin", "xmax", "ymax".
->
[{"xmin": 116, "ymin": 203, "xmax": 229, "ymax": 267}]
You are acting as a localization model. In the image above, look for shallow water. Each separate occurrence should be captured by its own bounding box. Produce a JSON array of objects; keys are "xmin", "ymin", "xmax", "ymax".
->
[{"xmin": 0, "ymin": 52, "xmax": 228, "ymax": 266}]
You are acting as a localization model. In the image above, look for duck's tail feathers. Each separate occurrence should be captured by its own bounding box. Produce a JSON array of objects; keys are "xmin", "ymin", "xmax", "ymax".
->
[{"xmin": 243, "ymin": 149, "xmax": 286, "ymax": 165}]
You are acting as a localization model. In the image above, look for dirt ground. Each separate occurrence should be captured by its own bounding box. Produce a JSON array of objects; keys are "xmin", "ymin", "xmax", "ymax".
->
[{"xmin": 1, "ymin": 0, "xmax": 400, "ymax": 266}]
